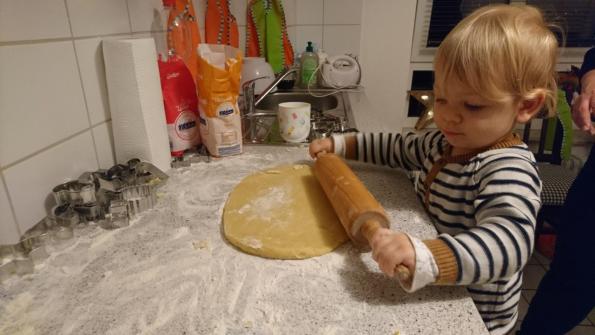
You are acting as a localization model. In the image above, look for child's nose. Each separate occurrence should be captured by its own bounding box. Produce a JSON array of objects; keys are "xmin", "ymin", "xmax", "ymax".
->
[{"xmin": 440, "ymin": 106, "xmax": 462, "ymax": 124}]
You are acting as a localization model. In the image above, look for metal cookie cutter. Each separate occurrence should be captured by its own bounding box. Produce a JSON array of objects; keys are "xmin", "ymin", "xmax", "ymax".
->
[
  {"xmin": 52, "ymin": 181, "xmax": 96, "ymax": 205},
  {"xmin": 0, "ymin": 246, "xmax": 17, "ymax": 282},
  {"xmin": 74, "ymin": 202, "xmax": 104, "ymax": 222},
  {"xmin": 134, "ymin": 162, "xmax": 169, "ymax": 187},
  {"xmin": 121, "ymin": 184, "xmax": 157, "ymax": 218},
  {"xmin": 19, "ymin": 230, "xmax": 51, "ymax": 263},
  {"xmin": 48, "ymin": 204, "xmax": 80, "ymax": 239},
  {"xmin": 104, "ymin": 199, "xmax": 129, "ymax": 229}
]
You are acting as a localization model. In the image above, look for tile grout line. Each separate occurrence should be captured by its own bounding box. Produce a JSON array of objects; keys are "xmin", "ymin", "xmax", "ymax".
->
[
  {"xmin": 0, "ymin": 173, "xmax": 22, "ymax": 238},
  {"xmin": 0, "ymin": 32, "xmax": 135, "ymax": 47},
  {"xmin": 125, "ymin": 0, "xmax": 134, "ymax": 35},
  {"xmin": 0, "ymin": 122, "xmax": 110, "ymax": 173},
  {"xmin": 65, "ymin": 0, "xmax": 101, "ymax": 170},
  {"xmin": 321, "ymin": 0, "xmax": 326, "ymax": 49}
]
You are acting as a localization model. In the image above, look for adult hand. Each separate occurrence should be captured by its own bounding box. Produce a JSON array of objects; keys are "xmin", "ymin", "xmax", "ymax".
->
[
  {"xmin": 571, "ymin": 70, "xmax": 595, "ymax": 136},
  {"xmin": 370, "ymin": 228, "xmax": 416, "ymax": 278},
  {"xmin": 308, "ymin": 138, "xmax": 333, "ymax": 158}
]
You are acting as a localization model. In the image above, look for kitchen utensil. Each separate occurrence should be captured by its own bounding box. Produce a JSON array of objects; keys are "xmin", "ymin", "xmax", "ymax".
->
[
  {"xmin": 104, "ymin": 200, "xmax": 129, "ymax": 229},
  {"xmin": 313, "ymin": 153, "xmax": 411, "ymax": 283},
  {"xmin": 121, "ymin": 184, "xmax": 157, "ymax": 218},
  {"xmin": 52, "ymin": 181, "xmax": 96, "ymax": 206},
  {"xmin": 320, "ymin": 54, "xmax": 361, "ymax": 88},
  {"xmin": 278, "ymin": 102, "xmax": 311, "ymax": 143}
]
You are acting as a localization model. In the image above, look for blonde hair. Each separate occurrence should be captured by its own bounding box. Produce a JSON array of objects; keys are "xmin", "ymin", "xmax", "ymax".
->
[{"xmin": 434, "ymin": 4, "xmax": 559, "ymax": 116}]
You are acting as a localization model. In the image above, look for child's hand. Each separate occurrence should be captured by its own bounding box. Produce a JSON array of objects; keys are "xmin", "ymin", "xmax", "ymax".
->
[
  {"xmin": 370, "ymin": 228, "xmax": 416, "ymax": 278},
  {"xmin": 309, "ymin": 138, "xmax": 333, "ymax": 158}
]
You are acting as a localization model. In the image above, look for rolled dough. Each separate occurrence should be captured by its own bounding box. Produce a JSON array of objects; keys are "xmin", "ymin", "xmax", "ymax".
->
[{"xmin": 223, "ymin": 164, "xmax": 348, "ymax": 259}]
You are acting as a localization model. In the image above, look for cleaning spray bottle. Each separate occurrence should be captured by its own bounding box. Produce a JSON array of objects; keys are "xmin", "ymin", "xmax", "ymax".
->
[{"xmin": 299, "ymin": 41, "xmax": 318, "ymax": 88}]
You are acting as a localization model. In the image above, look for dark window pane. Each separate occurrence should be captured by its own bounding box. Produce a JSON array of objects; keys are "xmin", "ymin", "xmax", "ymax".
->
[
  {"xmin": 427, "ymin": 0, "xmax": 509, "ymax": 47},
  {"xmin": 527, "ymin": 0, "xmax": 595, "ymax": 47},
  {"xmin": 408, "ymin": 71, "xmax": 435, "ymax": 117}
]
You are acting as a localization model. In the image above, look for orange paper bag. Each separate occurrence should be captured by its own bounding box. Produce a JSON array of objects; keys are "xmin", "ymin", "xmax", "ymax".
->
[{"xmin": 196, "ymin": 44, "xmax": 243, "ymax": 157}]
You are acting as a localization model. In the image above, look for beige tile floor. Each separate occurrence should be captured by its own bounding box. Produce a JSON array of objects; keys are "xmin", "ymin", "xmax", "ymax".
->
[{"xmin": 511, "ymin": 251, "xmax": 595, "ymax": 334}]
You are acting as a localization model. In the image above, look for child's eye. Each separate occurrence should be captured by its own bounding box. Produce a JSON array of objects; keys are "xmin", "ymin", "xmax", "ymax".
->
[
  {"xmin": 464, "ymin": 102, "xmax": 485, "ymax": 111},
  {"xmin": 435, "ymin": 98, "xmax": 447, "ymax": 105}
]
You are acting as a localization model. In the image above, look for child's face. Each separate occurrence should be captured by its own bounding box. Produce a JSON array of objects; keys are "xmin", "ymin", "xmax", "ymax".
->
[{"xmin": 433, "ymin": 76, "xmax": 520, "ymax": 155}]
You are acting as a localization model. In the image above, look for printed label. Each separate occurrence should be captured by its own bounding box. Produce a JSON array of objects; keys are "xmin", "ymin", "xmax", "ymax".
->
[{"xmin": 217, "ymin": 101, "xmax": 236, "ymax": 117}]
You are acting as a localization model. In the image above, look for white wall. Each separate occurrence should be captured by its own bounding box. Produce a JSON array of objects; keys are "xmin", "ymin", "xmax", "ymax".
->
[
  {"xmin": 358, "ymin": 0, "xmax": 417, "ymax": 132},
  {"xmin": 0, "ymin": 0, "xmax": 364, "ymax": 244}
]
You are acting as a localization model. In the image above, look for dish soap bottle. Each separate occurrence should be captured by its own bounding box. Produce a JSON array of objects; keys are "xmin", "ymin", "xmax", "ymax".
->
[{"xmin": 299, "ymin": 41, "xmax": 318, "ymax": 88}]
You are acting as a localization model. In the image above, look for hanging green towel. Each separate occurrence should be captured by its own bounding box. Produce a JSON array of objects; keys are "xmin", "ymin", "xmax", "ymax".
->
[
  {"xmin": 246, "ymin": 0, "xmax": 294, "ymax": 74},
  {"xmin": 544, "ymin": 89, "xmax": 573, "ymax": 160},
  {"xmin": 556, "ymin": 89, "xmax": 573, "ymax": 161}
]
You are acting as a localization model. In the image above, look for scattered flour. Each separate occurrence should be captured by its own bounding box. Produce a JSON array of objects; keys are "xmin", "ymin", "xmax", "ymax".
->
[{"xmin": 0, "ymin": 146, "xmax": 483, "ymax": 335}]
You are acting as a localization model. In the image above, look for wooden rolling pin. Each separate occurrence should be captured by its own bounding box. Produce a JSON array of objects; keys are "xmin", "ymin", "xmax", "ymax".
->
[{"xmin": 313, "ymin": 153, "xmax": 411, "ymax": 283}]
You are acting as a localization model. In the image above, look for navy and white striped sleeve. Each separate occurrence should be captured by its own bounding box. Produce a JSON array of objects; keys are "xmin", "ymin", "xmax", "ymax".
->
[
  {"xmin": 348, "ymin": 130, "xmax": 442, "ymax": 171},
  {"xmin": 437, "ymin": 153, "xmax": 541, "ymax": 285}
]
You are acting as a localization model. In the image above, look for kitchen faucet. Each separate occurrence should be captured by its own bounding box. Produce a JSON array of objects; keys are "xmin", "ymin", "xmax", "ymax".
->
[{"xmin": 241, "ymin": 67, "xmax": 299, "ymax": 142}]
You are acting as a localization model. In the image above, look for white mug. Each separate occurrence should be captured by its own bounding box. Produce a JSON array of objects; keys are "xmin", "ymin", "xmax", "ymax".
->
[{"xmin": 278, "ymin": 102, "xmax": 311, "ymax": 143}]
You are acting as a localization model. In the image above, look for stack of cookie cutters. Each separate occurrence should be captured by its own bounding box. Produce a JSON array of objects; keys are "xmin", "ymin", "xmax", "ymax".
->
[{"xmin": 0, "ymin": 159, "xmax": 168, "ymax": 282}]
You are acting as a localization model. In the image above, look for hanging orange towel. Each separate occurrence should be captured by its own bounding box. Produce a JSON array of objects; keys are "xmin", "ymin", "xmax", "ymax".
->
[
  {"xmin": 205, "ymin": 0, "xmax": 239, "ymax": 48},
  {"xmin": 165, "ymin": 0, "xmax": 201, "ymax": 81},
  {"xmin": 246, "ymin": 0, "xmax": 294, "ymax": 73}
]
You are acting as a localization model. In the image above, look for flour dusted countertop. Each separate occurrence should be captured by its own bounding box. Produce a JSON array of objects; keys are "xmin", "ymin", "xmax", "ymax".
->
[{"xmin": 0, "ymin": 146, "xmax": 487, "ymax": 335}]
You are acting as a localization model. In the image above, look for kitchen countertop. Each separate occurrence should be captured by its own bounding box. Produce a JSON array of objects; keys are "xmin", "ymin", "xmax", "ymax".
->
[{"xmin": 0, "ymin": 145, "xmax": 487, "ymax": 335}]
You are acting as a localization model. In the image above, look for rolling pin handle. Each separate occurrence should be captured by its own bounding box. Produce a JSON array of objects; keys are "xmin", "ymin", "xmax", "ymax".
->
[{"xmin": 395, "ymin": 265, "xmax": 412, "ymax": 283}]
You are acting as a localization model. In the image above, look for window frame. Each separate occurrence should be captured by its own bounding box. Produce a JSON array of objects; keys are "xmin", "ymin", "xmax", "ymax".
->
[{"xmin": 410, "ymin": 0, "xmax": 591, "ymax": 65}]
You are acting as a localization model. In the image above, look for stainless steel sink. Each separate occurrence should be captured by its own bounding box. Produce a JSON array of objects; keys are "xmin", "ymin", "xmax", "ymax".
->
[
  {"xmin": 255, "ymin": 91, "xmax": 339, "ymax": 112},
  {"xmin": 241, "ymin": 89, "xmax": 357, "ymax": 145}
]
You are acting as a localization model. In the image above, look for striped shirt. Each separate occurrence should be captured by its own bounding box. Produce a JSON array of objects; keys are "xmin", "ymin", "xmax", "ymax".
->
[{"xmin": 336, "ymin": 130, "xmax": 541, "ymax": 335}]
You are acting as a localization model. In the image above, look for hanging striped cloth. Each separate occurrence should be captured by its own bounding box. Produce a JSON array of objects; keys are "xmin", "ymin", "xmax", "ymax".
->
[
  {"xmin": 205, "ymin": 0, "xmax": 239, "ymax": 48},
  {"xmin": 246, "ymin": 0, "xmax": 294, "ymax": 74}
]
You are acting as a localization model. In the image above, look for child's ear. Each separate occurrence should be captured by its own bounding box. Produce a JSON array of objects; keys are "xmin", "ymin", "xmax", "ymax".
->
[{"xmin": 515, "ymin": 92, "xmax": 546, "ymax": 124}]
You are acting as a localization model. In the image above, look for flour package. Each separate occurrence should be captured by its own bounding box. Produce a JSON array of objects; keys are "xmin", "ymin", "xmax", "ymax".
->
[
  {"xmin": 158, "ymin": 55, "xmax": 201, "ymax": 157},
  {"xmin": 196, "ymin": 44, "xmax": 243, "ymax": 157}
]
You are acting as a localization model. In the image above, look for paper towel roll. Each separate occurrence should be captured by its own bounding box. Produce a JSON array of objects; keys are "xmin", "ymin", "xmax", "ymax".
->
[{"xmin": 103, "ymin": 38, "xmax": 170, "ymax": 172}]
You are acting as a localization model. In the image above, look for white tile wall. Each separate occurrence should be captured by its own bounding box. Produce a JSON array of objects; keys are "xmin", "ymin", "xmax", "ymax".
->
[
  {"xmin": 74, "ymin": 37, "xmax": 114, "ymax": 125},
  {"xmin": 66, "ymin": 0, "xmax": 131, "ymax": 37},
  {"xmin": 3, "ymin": 132, "xmax": 98, "ymax": 235},
  {"xmin": 0, "ymin": 0, "xmax": 71, "ymax": 42},
  {"xmin": 0, "ymin": 181, "xmax": 20, "ymax": 245},
  {"xmin": 296, "ymin": 0, "xmax": 323, "ymax": 25},
  {"xmin": 0, "ymin": 0, "xmax": 363, "ymax": 244},
  {"xmin": 323, "ymin": 25, "xmax": 361, "ymax": 56},
  {"xmin": 294, "ymin": 25, "xmax": 324, "ymax": 54},
  {"xmin": 0, "ymin": 41, "xmax": 89, "ymax": 166},
  {"xmin": 127, "ymin": 0, "xmax": 169, "ymax": 32},
  {"xmin": 92, "ymin": 122, "xmax": 116, "ymax": 169},
  {"xmin": 283, "ymin": 0, "xmax": 296, "ymax": 26},
  {"xmin": 323, "ymin": 0, "xmax": 362, "ymax": 24}
]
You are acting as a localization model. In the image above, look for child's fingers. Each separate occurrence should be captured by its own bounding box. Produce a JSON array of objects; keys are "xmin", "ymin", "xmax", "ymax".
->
[
  {"xmin": 572, "ymin": 91, "xmax": 595, "ymax": 133},
  {"xmin": 308, "ymin": 139, "xmax": 330, "ymax": 159},
  {"xmin": 371, "ymin": 231, "xmax": 405, "ymax": 278}
]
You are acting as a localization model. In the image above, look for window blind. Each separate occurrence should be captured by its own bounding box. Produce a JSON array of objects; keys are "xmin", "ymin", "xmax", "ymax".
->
[
  {"xmin": 424, "ymin": 0, "xmax": 594, "ymax": 48},
  {"xmin": 527, "ymin": 0, "xmax": 595, "ymax": 47},
  {"xmin": 426, "ymin": 0, "xmax": 509, "ymax": 47}
]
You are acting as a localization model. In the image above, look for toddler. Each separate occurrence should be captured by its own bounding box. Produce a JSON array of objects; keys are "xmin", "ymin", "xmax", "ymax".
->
[{"xmin": 309, "ymin": 5, "xmax": 558, "ymax": 334}]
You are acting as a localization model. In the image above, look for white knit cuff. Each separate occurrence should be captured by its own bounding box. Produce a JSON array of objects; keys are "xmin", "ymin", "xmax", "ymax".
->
[
  {"xmin": 331, "ymin": 134, "xmax": 346, "ymax": 157},
  {"xmin": 400, "ymin": 234, "xmax": 439, "ymax": 292}
]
